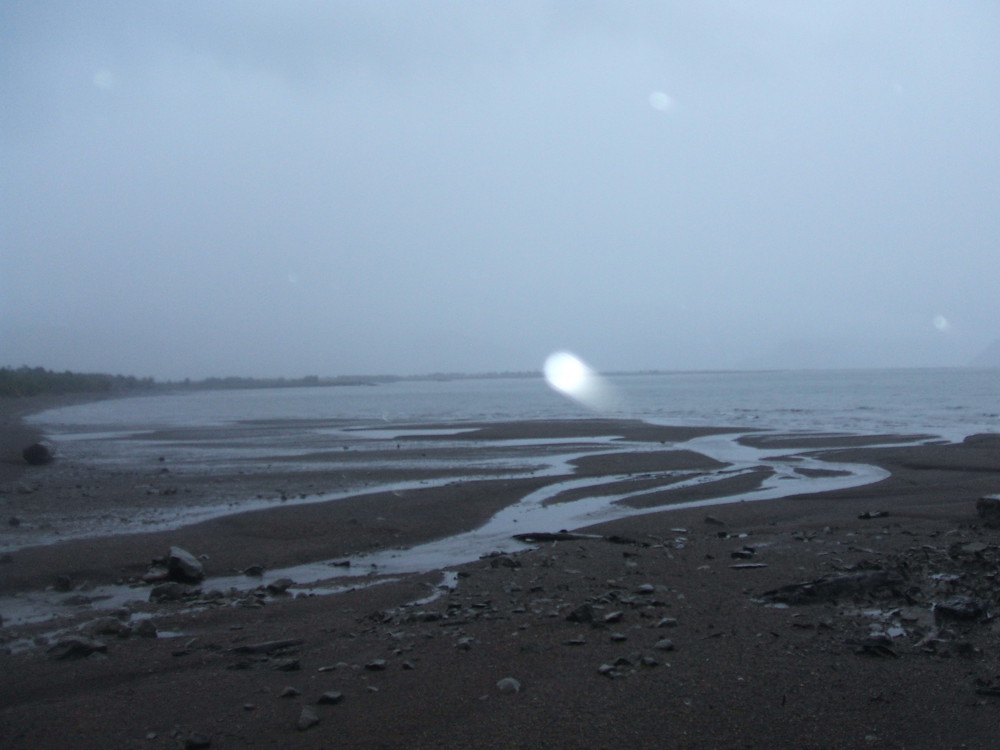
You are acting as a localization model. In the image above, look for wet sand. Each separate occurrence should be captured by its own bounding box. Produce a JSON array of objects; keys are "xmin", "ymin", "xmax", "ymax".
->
[{"xmin": 2, "ymin": 397, "xmax": 1000, "ymax": 749}]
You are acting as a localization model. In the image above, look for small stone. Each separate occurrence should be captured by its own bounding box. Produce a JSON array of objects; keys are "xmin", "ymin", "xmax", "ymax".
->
[
  {"xmin": 279, "ymin": 686, "xmax": 301, "ymax": 698},
  {"xmin": 654, "ymin": 638, "xmax": 676, "ymax": 651},
  {"xmin": 297, "ymin": 707, "xmax": 320, "ymax": 731},
  {"xmin": 496, "ymin": 677, "xmax": 521, "ymax": 694},
  {"xmin": 656, "ymin": 617, "xmax": 678, "ymax": 628},
  {"xmin": 976, "ymin": 496, "xmax": 1000, "ymax": 528},
  {"xmin": 271, "ymin": 658, "xmax": 300, "ymax": 672},
  {"xmin": 604, "ymin": 610, "xmax": 624, "ymax": 624},
  {"xmin": 317, "ymin": 691, "xmax": 344, "ymax": 705},
  {"xmin": 243, "ymin": 565, "xmax": 265, "ymax": 577},
  {"xmin": 168, "ymin": 546, "xmax": 205, "ymax": 582},
  {"xmin": 636, "ymin": 583, "xmax": 655, "ymax": 595},
  {"xmin": 22, "ymin": 442, "xmax": 55, "ymax": 465},
  {"xmin": 149, "ymin": 581, "xmax": 194, "ymax": 602},
  {"xmin": 566, "ymin": 603, "xmax": 594, "ymax": 623},
  {"xmin": 133, "ymin": 620, "xmax": 158, "ymax": 638},
  {"xmin": 266, "ymin": 578, "xmax": 294, "ymax": 595},
  {"xmin": 47, "ymin": 637, "xmax": 107, "ymax": 660},
  {"xmin": 185, "ymin": 734, "xmax": 212, "ymax": 750},
  {"xmin": 82, "ymin": 616, "xmax": 131, "ymax": 638},
  {"xmin": 364, "ymin": 659, "xmax": 388, "ymax": 671},
  {"xmin": 610, "ymin": 633, "xmax": 628, "ymax": 642}
]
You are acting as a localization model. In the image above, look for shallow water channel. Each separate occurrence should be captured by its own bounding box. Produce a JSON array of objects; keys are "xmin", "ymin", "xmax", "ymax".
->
[{"xmin": 0, "ymin": 428, "xmax": 901, "ymax": 642}]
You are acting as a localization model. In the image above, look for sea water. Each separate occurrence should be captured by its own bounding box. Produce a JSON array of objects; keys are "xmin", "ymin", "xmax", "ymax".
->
[
  {"xmin": 5, "ymin": 368, "xmax": 998, "ymax": 631},
  {"xmin": 29, "ymin": 368, "xmax": 1000, "ymax": 442}
]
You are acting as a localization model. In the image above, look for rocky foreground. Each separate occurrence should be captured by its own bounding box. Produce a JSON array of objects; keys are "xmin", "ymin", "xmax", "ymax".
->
[{"xmin": 2, "ymin": 416, "xmax": 1000, "ymax": 749}]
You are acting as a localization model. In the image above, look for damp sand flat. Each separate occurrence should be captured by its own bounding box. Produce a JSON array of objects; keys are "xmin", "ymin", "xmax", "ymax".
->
[{"xmin": 3, "ymin": 412, "xmax": 1000, "ymax": 749}]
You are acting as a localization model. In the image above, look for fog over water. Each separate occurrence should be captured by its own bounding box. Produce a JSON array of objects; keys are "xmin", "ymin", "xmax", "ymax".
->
[{"xmin": 3, "ymin": 2, "xmax": 999, "ymax": 379}]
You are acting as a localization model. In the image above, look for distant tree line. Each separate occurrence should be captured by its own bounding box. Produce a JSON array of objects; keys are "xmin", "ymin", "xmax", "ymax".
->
[
  {"xmin": 0, "ymin": 365, "xmax": 544, "ymax": 399},
  {"xmin": 0, "ymin": 366, "xmax": 156, "ymax": 398}
]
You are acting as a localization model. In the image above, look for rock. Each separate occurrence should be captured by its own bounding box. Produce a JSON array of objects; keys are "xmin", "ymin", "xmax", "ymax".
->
[
  {"xmin": 636, "ymin": 583, "xmax": 655, "ymax": 595},
  {"xmin": 566, "ymin": 603, "xmax": 594, "ymax": 623},
  {"xmin": 603, "ymin": 610, "xmax": 624, "ymax": 624},
  {"xmin": 266, "ymin": 578, "xmax": 294, "ymax": 594},
  {"xmin": 167, "ymin": 546, "xmax": 205, "ymax": 582},
  {"xmin": 150, "ymin": 581, "xmax": 196, "ymax": 602},
  {"xmin": 489, "ymin": 555, "xmax": 521, "ymax": 569},
  {"xmin": 47, "ymin": 637, "xmax": 107, "ymax": 660},
  {"xmin": 82, "ymin": 616, "xmax": 131, "ymax": 638},
  {"xmin": 297, "ymin": 707, "xmax": 320, "ymax": 731},
  {"xmin": 230, "ymin": 639, "xmax": 304, "ymax": 654},
  {"xmin": 512, "ymin": 531, "xmax": 594, "ymax": 542},
  {"xmin": 53, "ymin": 574, "xmax": 73, "ymax": 592},
  {"xmin": 858, "ymin": 510, "xmax": 889, "ymax": 520},
  {"xmin": 8, "ymin": 516, "xmax": 21, "ymax": 527},
  {"xmin": 22, "ymin": 441, "xmax": 55, "ymax": 466},
  {"xmin": 134, "ymin": 619, "xmax": 158, "ymax": 638},
  {"xmin": 271, "ymin": 658, "xmax": 301, "ymax": 672},
  {"xmin": 184, "ymin": 733, "xmax": 212, "ymax": 749},
  {"xmin": 142, "ymin": 565, "xmax": 171, "ymax": 583},
  {"xmin": 317, "ymin": 691, "xmax": 345, "ymax": 705},
  {"xmin": 977, "ymin": 496, "xmax": 1000, "ymax": 528},
  {"xmin": 496, "ymin": 677, "xmax": 521, "ymax": 694},
  {"xmin": 243, "ymin": 565, "xmax": 265, "ymax": 577},
  {"xmin": 656, "ymin": 617, "xmax": 678, "ymax": 628},
  {"xmin": 365, "ymin": 659, "xmax": 388, "ymax": 671},
  {"xmin": 654, "ymin": 638, "xmax": 676, "ymax": 651},
  {"xmin": 703, "ymin": 515, "xmax": 726, "ymax": 526},
  {"xmin": 934, "ymin": 596, "xmax": 988, "ymax": 621},
  {"xmin": 279, "ymin": 686, "xmax": 301, "ymax": 698}
]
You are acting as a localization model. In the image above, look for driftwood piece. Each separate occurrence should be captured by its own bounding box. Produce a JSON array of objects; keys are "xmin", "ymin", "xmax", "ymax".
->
[{"xmin": 760, "ymin": 570, "xmax": 902, "ymax": 605}]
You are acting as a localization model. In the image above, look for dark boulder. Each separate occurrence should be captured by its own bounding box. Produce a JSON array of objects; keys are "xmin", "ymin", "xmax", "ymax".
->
[
  {"xmin": 22, "ymin": 441, "xmax": 55, "ymax": 466},
  {"xmin": 167, "ymin": 546, "xmax": 205, "ymax": 582}
]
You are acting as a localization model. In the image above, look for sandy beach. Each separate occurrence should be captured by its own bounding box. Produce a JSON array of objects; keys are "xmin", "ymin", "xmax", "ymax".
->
[{"xmin": 2, "ymin": 397, "xmax": 1000, "ymax": 749}]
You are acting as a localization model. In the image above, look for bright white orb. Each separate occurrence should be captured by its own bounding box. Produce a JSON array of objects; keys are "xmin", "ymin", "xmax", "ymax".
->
[
  {"xmin": 544, "ymin": 351, "xmax": 591, "ymax": 395},
  {"xmin": 543, "ymin": 351, "xmax": 618, "ymax": 412},
  {"xmin": 932, "ymin": 314, "xmax": 951, "ymax": 332},
  {"xmin": 649, "ymin": 91, "xmax": 674, "ymax": 111}
]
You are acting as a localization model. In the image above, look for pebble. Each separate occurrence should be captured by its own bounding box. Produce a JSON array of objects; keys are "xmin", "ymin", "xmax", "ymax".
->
[
  {"xmin": 317, "ymin": 691, "xmax": 345, "ymax": 705},
  {"xmin": 297, "ymin": 707, "xmax": 320, "ymax": 731},
  {"xmin": 184, "ymin": 733, "xmax": 211, "ymax": 749},
  {"xmin": 496, "ymin": 677, "xmax": 521, "ymax": 694},
  {"xmin": 654, "ymin": 638, "xmax": 676, "ymax": 651},
  {"xmin": 279, "ymin": 686, "xmax": 301, "ymax": 698}
]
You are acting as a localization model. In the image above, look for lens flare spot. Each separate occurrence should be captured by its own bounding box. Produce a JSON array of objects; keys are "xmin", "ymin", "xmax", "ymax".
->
[
  {"xmin": 544, "ymin": 352, "xmax": 590, "ymax": 394},
  {"xmin": 649, "ymin": 91, "xmax": 674, "ymax": 111},
  {"xmin": 933, "ymin": 314, "xmax": 951, "ymax": 332},
  {"xmin": 543, "ymin": 351, "xmax": 617, "ymax": 412},
  {"xmin": 92, "ymin": 69, "xmax": 116, "ymax": 90}
]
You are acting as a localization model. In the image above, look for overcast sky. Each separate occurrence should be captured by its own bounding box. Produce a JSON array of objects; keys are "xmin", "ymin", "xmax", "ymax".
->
[{"xmin": 2, "ymin": 1, "xmax": 999, "ymax": 379}]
